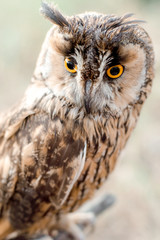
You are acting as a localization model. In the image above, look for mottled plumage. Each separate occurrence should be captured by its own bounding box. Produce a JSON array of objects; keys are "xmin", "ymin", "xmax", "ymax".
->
[{"xmin": 0, "ymin": 2, "xmax": 154, "ymax": 240}]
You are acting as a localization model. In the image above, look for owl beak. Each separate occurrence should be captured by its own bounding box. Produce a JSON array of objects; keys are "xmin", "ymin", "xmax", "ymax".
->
[{"xmin": 84, "ymin": 79, "xmax": 92, "ymax": 114}]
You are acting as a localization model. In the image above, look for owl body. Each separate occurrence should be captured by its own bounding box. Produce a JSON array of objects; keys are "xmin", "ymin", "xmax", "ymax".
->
[{"xmin": 0, "ymin": 2, "xmax": 154, "ymax": 239}]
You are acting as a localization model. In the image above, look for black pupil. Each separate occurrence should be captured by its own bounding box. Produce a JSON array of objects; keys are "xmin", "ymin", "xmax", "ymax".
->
[
  {"xmin": 110, "ymin": 67, "xmax": 120, "ymax": 76},
  {"xmin": 67, "ymin": 60, "xmax": 75, "ymax": 70}
]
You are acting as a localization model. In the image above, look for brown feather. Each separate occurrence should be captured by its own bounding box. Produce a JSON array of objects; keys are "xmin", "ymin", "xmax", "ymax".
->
[{"xmin": 40, "ymin": 2, "xmax": 70, "ymax": 27}]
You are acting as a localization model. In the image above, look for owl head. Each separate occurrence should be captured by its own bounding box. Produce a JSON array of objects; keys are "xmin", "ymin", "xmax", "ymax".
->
[{"xmin": 33, "ymin": 2, "xmax": 154, "ymax": 117}]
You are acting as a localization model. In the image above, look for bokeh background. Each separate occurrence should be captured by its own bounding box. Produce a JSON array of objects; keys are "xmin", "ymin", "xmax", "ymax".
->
[{"xmin": 0, "ymin": 0, "xmax": 160, "ymax": 240}]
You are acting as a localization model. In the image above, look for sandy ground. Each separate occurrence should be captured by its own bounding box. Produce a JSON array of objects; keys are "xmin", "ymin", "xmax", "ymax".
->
[{"xmin": 0, "ymin": 1, "xmax": 160, "ymax": 240}]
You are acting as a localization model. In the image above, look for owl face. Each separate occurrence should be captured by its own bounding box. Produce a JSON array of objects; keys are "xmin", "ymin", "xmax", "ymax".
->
[{"xmin": 38, "ymin": 4, "xmax": 154, "ymax": 117}]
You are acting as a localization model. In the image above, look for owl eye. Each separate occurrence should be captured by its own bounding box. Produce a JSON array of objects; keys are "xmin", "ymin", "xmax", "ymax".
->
[
  {"xmin": 106, "ymin": 64, "xmax": 124, "ymax": 79},
  {"xmin": 64, "ymin": 58, "xmax": 77, "ymax": 73}
]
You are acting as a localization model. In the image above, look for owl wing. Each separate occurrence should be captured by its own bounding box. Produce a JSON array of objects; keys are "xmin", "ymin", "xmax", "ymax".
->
[
  {"xmin": 43, "ymin": 134, "xmax": 87, "ymax": 208},
  {"xmin": 0, "ymin": 108, "xmax": 87, "ymax": 213},
  {"xmin": 28, "ymin": 111, "xmax": 87, "ymax": 208},
  {"xmin": 0, "ymin": 108, "xmax": 36, "ymax": 213}
]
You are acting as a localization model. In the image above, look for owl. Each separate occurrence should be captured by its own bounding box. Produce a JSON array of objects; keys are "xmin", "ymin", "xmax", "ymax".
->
[{"xmin": 0, "ymin": 2, "xmax": 154, "ymax": 240}]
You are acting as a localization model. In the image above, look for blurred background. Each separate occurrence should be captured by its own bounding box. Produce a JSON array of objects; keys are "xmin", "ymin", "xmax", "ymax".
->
[{"xmin": 0, "ymin": 0, "xmax": 160, "ymax": 240}]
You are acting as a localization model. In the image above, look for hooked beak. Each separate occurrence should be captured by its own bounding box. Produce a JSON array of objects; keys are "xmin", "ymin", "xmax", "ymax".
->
[{"xmin": 84, "ymin": 79, "xmax": 92, "ymax": 114}]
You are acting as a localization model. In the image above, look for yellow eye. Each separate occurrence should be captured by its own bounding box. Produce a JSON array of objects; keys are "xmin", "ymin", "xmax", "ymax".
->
[
  {"xmin": 106, "ymin": 65, "xmax": 124, "ymax": 79},
  {"xmin": 64, "ymin": 58, "xmax": 77, "ymax": 73}
]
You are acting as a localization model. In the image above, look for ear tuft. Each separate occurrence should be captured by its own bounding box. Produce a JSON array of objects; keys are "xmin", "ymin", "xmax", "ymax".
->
[{"xmin": 40, "ymin": 1, "xmax": 70, "ymax": 28}]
